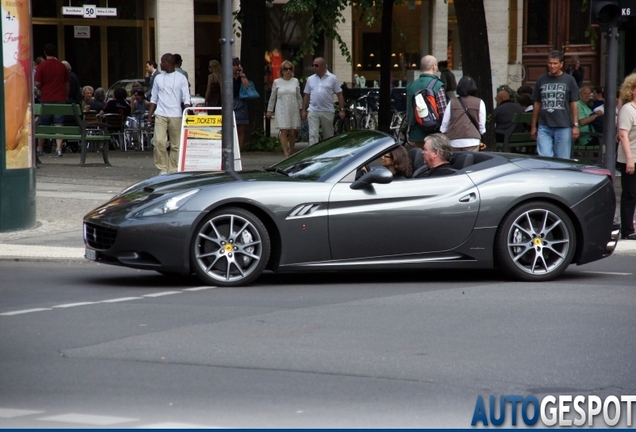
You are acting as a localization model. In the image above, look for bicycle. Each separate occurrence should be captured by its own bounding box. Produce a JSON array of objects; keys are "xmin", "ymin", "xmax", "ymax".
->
[
  {"xmin": 354, "ymin": 91, "xmax": 379, "ymax": 130},
  {"xmin": 389, "ymin": 109, "xmax": 408, "ymax": 145},
  {"xmin": 333, "ymin": 100, "xmax": 357, "ymax": 135}
]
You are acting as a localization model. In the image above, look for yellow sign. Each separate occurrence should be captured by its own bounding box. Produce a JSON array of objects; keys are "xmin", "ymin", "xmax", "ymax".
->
[{"xmin": 184, "ymin": 115, "xmax": 222, "ymax": 126}]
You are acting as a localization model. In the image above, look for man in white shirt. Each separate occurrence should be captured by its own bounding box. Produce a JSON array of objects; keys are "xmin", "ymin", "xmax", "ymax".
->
[
  {"xmin": 301, "ymin": 57, "xmax": 346, "ymax": 145},
  {"xmin": 148, "ymin": 53, "xmax": 191, "ymax": 173}
]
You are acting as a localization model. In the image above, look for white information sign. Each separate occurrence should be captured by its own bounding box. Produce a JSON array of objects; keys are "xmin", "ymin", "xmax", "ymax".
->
[
  {"xmin": 62, "ymin": 6, "xmax": 83, "ymax": 16},
  {"xmin": 62, "ymin": 5, "xmax": 117, "ymax": 17},
  {"xmin": 178, "ymin": 108, "xmax": 242, "ymax": 172},
  {"xmin": 74, "ymin": 26, "xmax": 90, "ymax": 39},
  {"xmin": 97, "ymin": 8, "xmax": 117, "ymax": 16},
  {"xmin": 83, "ymin": 4, "xmax": 97, "ymax": 18}
]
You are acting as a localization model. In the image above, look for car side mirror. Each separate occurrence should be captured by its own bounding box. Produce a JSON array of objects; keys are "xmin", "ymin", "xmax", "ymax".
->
[{"xmin": 350, "ymin": 166, "xmax": 393, "ymax": 190}]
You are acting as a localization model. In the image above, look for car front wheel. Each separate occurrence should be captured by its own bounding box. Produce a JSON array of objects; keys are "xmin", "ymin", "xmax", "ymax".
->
[
  {"xmin": 191, "ymin": 207, "xmax": 270, "ymax": 287},
  {"xmin": 495, "ymin": 202, "xmax": 576, "ymax": 281}
]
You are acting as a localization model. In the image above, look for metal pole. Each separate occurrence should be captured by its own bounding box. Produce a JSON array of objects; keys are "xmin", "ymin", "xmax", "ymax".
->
[
  {"xmin": 603, "ymin": 24, "xmax": 619, "ymax": 180},
  {"xmin": 220, "ymin": 0, "xmax": 235, "ymax": 172}
]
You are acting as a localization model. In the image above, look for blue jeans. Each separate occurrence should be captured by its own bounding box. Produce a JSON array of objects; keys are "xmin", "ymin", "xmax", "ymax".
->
[{"xmin": 537, "ymin": 125, "xmax": 572, "ymax": 159}]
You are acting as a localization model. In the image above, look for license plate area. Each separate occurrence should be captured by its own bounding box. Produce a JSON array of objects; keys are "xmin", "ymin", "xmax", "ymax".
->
[{"xmin": 85, "ymin": 248, "xmax": 97, "ymax": 261}]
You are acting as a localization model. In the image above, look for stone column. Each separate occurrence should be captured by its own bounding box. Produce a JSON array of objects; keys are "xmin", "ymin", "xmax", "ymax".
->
[
  {"xmin": 332, "ymin": 5, "xmax": 353, "ymax": 86},
  {"xmin": 484, "ymin": 0, "xmax": 510, "ymax": 93},
  {"xmin": 430, "ymin": 0, "xmax": 448, "ymax": 61},
  {"xmin": 155, "ymin": 0, "xmax": 195, "ymax": 90}
]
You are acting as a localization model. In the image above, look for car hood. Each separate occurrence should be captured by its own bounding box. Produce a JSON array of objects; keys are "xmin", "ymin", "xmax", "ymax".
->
[{"xmin": 86, "ymin": 170, "xmax": 304, "ymax": 218}]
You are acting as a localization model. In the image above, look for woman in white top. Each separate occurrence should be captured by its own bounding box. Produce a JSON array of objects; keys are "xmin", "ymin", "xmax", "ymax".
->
[
  {"xmin": 617, "ymin": 73, "xmax": 636, "ymax": 240},
  {"xmin": 440, "ymin": 76, "xmax": 486, "ymax": 152},
  {"xmin": 266, "ymin": 60, "xmax": 303, "ymax": 156}
]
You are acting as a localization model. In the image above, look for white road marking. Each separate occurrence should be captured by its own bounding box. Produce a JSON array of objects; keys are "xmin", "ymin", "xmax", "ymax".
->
[
  {"xmin": 1, "ymin": 287, "xmax": 217, "ymax": 317},
  {"xmin": 143, "ymin": 291, "xmax": 181, "ymax": 297},
  {"xmin": 184, "ymin": 286, "xmax": 217, "ymax": 291},
  {"xmin": 100, "ymin": 297, "xmax": 142, "ymax": 303},
  {"xmin": 582, "ymin": 271, "xmax": 632, "ymax": 276},
  {"xmin": 138, "ymin": 422, "xmax": 214, "ymax": 428},
  {"xmin": 0, "ymin": 308, "xmax": 51, "ymax": 316},
  {"xmin": 53, "ymin": 302, "xmax": 98, "ymax": 308},
  {"xmin": 37, "ymin": 413, "xmax": 138, "ymax": 426},
  {"xmin": 0, "ymin": 408, "xmax": 44, "ymax": 418}
]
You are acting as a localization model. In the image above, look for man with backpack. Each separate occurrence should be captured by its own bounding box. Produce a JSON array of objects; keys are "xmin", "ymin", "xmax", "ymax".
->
[{"xmin": 406, "ymin": 55, "xmax": 448, "ymax": 148}]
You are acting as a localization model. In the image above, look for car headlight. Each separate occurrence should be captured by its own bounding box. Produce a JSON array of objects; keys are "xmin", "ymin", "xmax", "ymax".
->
[{"xmin": 136, "ymin": 189, "xmax": 199, "ymax": 217}]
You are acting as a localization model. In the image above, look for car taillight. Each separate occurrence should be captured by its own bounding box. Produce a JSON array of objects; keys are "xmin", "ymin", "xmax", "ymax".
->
[{"xmin": 581, "ymin": 166, "xmax": 613, "ymax": 182}]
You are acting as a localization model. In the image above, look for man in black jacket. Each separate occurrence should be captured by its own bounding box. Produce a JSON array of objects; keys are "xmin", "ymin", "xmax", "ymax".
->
[
  {"xmin": 144, "ymin": 60, "xmax": 159, "ymax": 100},
  {"xmin": 493, "ymin": 89, "xmax": 523, "ymax": 142}
]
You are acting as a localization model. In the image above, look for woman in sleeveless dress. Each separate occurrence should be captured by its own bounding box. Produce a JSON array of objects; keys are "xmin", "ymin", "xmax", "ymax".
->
[{"xmin": 266, "ymin": 60, "xmax": 302, "ymax": 156}]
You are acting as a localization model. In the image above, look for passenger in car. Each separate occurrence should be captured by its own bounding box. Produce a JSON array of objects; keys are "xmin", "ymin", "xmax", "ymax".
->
[
  {"xmin": 414, "ymin": 133, "xmax": 457, "ymax": 178},
  {"xmin": 382, "ymin": 146, "xmax": 413, "ymax": 179}
]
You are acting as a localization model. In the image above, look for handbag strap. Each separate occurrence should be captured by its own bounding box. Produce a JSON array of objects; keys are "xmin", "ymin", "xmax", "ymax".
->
[{"xmin": 457, "ymin": 97, "xmax": 480, "ymax": 134}]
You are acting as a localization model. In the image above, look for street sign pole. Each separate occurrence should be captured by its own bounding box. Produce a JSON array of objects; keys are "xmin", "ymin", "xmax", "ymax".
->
[
  {"xmin": 603, "ymin": 24, "xmax": 619, "ymax": 179},
  {"xmin": 220, "ymin": 0, "xmax": 235, "ymax": 173}
]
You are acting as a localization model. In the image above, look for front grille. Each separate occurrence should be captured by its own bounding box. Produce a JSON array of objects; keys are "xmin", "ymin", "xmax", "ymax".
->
[{"xmin": 84, "ymin": 222, "xmax": 117, "ymax": 250}]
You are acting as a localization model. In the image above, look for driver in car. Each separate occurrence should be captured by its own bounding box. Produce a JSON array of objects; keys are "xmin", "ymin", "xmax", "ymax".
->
[{"xmin": 414, "ymin": 133, "xmax": 457, "ymax": 178}]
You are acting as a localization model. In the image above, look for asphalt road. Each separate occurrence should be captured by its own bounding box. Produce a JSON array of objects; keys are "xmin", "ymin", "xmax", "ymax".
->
[{"xmin": 1, "ymin": 258, "xmax": 635, "ymax": 428}]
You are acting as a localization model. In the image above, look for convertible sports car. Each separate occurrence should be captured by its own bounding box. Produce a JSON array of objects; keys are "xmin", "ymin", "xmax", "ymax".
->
[{"xmin": 84, "ymin": 130, "xmax": 620, "ymax": 286}]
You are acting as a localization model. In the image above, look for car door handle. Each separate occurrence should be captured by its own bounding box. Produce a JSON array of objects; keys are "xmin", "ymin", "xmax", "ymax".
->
[{"xmin": 459, "ymin": 192, "xmax": 477, "ymax": 203}]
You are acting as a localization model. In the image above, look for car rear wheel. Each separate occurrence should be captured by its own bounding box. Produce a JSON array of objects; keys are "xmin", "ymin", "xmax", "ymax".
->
[
  {"xmin": 495, "ymin": 201, "xmax": 576, "ymax": 281},
  {"xmin": 191, "ymin": 207, "xmax": 270, "ymax": 287}
]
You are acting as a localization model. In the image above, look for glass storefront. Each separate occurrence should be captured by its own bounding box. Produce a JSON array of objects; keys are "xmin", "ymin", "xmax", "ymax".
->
[{"xmin": 32, "ymin": 0, "xmax": 149, "ymax": 90}]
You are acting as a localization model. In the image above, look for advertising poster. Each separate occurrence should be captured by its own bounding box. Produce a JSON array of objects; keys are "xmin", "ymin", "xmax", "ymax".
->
[
  {"xmin": 180, "ymin": 127, "xmax": 224, "ymax": 171},
  {"xmin": 178, "ymin": 110, "xmax": 242, "ymax": 172},
  {"xmin": 2, "ymin": 0, "xmax": 33, "ymax": 169}
]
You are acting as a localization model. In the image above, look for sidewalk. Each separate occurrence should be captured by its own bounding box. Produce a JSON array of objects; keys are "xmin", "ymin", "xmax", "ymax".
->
[{"xmin": 1, "ymin": 144, "xmax": 635, "ymax": 260}]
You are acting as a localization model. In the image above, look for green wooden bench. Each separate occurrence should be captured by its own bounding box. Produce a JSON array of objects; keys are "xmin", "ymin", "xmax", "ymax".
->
[
  {"xmin": 572, "ymin": 131, "xmax": 604, "ymax": 166},
  {"xmin": 34, "ymin": 103, "xmax": 112, "ymax": 166},
  {"xmin": 495, "ymin": 111, "xmax": 605, "ymax": 165},
  {"xmin": 495, "ymin": 112, "xmax": 536, "ymax": 154}
]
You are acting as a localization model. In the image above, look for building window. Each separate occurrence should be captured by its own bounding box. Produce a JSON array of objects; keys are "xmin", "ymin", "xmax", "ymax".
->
[
  {"xmin": 194, "ymin": 0, "xmax": 220, "ymax": 15},
  {"xmin": 105, "ymin": 0, "xmax": 145, "ymax": 20},
  {"xmin": 526, "ymin": 0, "xmax": 550, "ymax": 45},
  {"xmin": 362, "ymin": 33, "xmax": 381, "ymax": 69},
  {"xmin": 32, "ymin": 0, "xmax": 58, "ymax": 18},
  {"xmin": 569, "ymin": 0, "xmax": 589, "ymax": 45}
]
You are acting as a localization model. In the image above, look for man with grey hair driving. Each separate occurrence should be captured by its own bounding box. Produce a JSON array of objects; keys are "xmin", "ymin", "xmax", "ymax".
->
[{"xmin": 414, "ymin": 133, "xmax": 456, "ymax": 178}]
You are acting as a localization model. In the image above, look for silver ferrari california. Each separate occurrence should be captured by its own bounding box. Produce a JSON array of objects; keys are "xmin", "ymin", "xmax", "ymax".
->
[{"xmin": 84, "ymin": 130, "xmax": 620, "ymax": 286}]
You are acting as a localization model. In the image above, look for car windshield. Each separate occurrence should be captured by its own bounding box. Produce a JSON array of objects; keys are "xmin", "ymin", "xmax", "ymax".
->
[{"xmin": 270, "ymin": 131, "xmax": 381, "ymax": 180}]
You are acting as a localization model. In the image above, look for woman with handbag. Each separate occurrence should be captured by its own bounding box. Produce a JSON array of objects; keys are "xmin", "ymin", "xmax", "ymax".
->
[
  {"xmin": 266, "ymin": 60, "xmax": 302, "ymax": 156},
  {"xmin": 232, "ymin": 57, "xmax": 251, "ymax": 149},
  {"xmin": 440, "ymin": 76, "xmax": 486, "ymax": 152}
]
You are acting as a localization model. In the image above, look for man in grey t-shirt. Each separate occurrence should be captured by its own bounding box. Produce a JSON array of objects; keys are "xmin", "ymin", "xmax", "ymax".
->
[{"xmin": 530, "ymin": 50, "xmax": 580, "ymax": 159}]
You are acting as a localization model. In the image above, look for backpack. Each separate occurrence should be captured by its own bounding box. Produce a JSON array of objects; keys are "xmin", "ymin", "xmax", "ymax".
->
[{"xmin": 413, "ymin": 78, "xmax": 442, "ymax": 133}]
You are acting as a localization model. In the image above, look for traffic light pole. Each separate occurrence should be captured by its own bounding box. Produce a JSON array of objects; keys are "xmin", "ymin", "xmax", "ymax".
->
[
  {"xmin": 220, "ymin": 0, "xmax": 235, "ymax": 173},
  {"xmin": 603, "ymin": 24, "xmax": 619, "ymax": 179}
]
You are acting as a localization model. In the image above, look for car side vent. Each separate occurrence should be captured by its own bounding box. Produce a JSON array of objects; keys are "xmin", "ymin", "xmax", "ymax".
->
[{"xmin": 288, "ymin": 204, "xmax": 321, "ymax": 218}]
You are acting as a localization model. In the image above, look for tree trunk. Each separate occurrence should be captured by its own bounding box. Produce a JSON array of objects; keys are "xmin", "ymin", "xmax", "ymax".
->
[
  {"xmin": 453, "ymin": 0, "xmax": 494, "ymax": 147},
  {"xmin": 377, "ymin": 0, "xmax": 394, "ymax": 134},
  {"xmin": 240, "ymin": 0, "xmax": 268, "ymax": 142}
]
